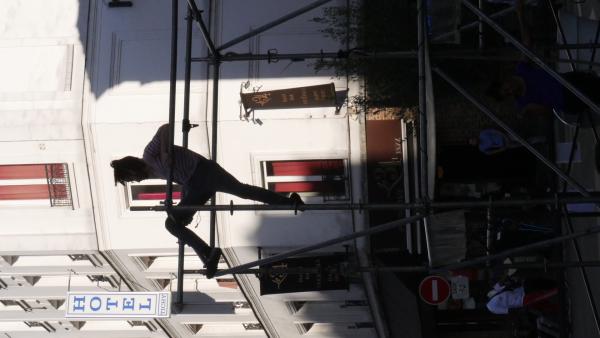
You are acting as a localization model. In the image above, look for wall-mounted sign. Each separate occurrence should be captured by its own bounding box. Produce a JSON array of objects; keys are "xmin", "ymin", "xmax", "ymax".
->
[
  {"xmin": 241, "ymin": 83, "xmax": 337, "ymax": 113},
  {"xmin": 259, "ymin": 254, "xmax": 348, "ymax": 295},
  {"xmin": 65, "ymin": 292, "xmax": 171, "ymax": 318},
  {"xmin": 419, "ymin": 275, "xmax": 450, "ymax": 305},
  {"xmin": 450, "ymin": 275, "xmax": 470, "ymax": 300}
]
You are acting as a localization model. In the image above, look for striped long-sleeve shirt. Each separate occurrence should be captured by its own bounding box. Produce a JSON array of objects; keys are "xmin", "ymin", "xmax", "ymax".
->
[{"xmin": 142, "ymin": 125, "xmax": 205, "ymax": 185}]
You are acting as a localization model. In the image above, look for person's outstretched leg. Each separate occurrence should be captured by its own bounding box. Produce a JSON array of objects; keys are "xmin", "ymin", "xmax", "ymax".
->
[
  {"xmin": 209, "ymin": 161, "xmax": 301, "ymax": 205},
  {"xmin": 165, "ymin": 185, "xmax": 213, "ymax": 262},
  {"xmin": 165, "ymin": 217, "xmax": 210, "ymax": 260}
]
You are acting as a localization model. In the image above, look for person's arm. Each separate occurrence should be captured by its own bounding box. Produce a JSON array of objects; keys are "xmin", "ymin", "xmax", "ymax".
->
[{"xmin": 156, "ymin": 124, "xmax": 171, "ymax": 164}]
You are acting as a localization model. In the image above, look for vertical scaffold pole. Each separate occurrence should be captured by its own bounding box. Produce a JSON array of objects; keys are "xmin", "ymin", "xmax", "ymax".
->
[
  {"xmin": 417, "ymin": 0, "xmax": 433, "ymax": 266},
  {"xmin": 167, "ymin": 0, "xmax": 181, "ymax": 310},
  {"xmin": 186, "ymin": 0, "xmax": 221, "ymax": 249},
  {"xmin": 174, "ymin": 3, "xmax": 194, "ymax": 312},
  {"xmin": 209, "ymin": 61, "xmax": 220, "ymax": 248}
]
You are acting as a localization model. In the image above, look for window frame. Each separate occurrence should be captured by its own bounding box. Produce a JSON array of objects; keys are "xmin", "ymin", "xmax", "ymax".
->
[
  {"xmin": 254, "ymin": 154, "xmax": 350, "ymax": 203},
  {"xmin": 125, "ymin": 179, "xmax": 182, "ymax": 208},
  {"xmin": 0, "ymin": 163, "xmax": 75, "ymax": 208}
]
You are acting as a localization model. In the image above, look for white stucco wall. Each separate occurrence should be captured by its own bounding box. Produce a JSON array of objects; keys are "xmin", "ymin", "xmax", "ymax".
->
[{"xmin": 0, "ymin": 0, "xmax": 96, "ymax": 253}]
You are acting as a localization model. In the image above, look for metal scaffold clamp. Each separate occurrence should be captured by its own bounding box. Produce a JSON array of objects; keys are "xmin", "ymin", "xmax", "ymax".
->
[{"xmin": 267, "ymin": 49, "xmax": 279, "ymax": 63}]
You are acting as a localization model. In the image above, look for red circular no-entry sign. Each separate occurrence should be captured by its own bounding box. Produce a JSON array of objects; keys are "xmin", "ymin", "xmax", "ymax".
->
[{"xmin": 419, "ymin": 275, "xmax": 450, "ymax": 305}]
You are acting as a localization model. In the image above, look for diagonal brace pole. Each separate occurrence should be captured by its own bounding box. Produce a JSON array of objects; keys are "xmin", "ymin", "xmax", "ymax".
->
[
  {"xmin": 433, "ymin": 67, "xmax": 591, "ymax": 197},
  {"xmin": 213, "ymin": 214, "xmax": 425, "ymax": 277},
  {"xmin": 217, "ymin": 0, "xmax": 333, "ymax": 52},
  {"xmin": 461, "ymin": 0, "xmax": 600, "ymax": 118},
  {"xmin": 430, "ymin": 225, "xmax": 600, "ymax": 273},
  {"xmin": 432, "ymin": 0, "xmax": 536, "ymax": 42},
  {"xmin": 186, "ymin": 0, "xmax": 218, "ymax": 57},
  {"xmin": 547, "ymin": 0, "xmax": 575, "ymax": 72}
]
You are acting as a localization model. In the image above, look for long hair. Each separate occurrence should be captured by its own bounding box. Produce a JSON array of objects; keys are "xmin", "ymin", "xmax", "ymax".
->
[{"xmin": 110, "ymin": 156, "xmax": 148, "ymax": 186}]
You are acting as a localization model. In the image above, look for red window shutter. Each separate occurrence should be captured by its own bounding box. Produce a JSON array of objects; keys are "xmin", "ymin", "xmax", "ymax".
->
[
  {"xmin": 0, "ymin": 164, "xmax": 47, "ymax": 180},
  {"xmin": 136, "ymin": 192, "xmax": 182, "ymax": 200},
  {"xmin": 47, "ymin": 164, "xmax": 67, "ymax": 179},
  {"xmin": 268, "ymin": 160, "xmax": 344, "ymax": 176},
  {"xmin": 271, "ymin": 181, "xmax": 322, "ymax": 193},
  {"xmin": 0, "ymin": 185, "xmax": 50, "ymax": 200},
  {"xmin": 216, "ymin": 278, "xmax": 239, "ymax": 289},
  {"xmin": 49, "ymin": 184, "xmax": 69, "ymax": 199}
]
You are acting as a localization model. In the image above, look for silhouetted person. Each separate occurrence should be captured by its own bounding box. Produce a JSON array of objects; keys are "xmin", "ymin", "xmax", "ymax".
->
[
  {"xmin": 486, "ymin": 277, "xmax": 557, "ymax": 314},
  {"xmin": 486, "ymin": 0, "xmax": 600, "ymax": 120},
  {"xmin": 486, "ymin": 0, "xmax": 600, "ymax": 172},
  {"xmin": 111, "ymin": 124, "xmax": 303, "ymax": 278}
]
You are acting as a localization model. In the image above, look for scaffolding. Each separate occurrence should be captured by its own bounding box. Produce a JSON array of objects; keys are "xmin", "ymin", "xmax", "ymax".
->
[{"xmin": 156, "ymin": 0, "xmax": 600, "ymax": 335}]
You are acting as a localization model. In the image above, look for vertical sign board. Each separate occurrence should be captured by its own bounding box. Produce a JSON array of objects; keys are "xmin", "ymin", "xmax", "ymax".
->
[
  {"xmin": 65, "ymin": 292, "xmax": 171, "ymax": 318},
  {"xmin": 259, "ymin": 254, "xmax": 348, "ymax": 295},
  {"xmin": 419, "ymin": 276, "xmax": 450, "ymax": 305},
  {"xmin": 240, "ymin": 83, "xmax": 337, "ymax": 113}
]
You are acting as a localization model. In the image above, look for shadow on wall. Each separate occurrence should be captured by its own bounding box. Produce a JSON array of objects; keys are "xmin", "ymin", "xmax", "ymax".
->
[{"xmin": 78, "ymin": 0, "xmax": 345, "ymax": 98}]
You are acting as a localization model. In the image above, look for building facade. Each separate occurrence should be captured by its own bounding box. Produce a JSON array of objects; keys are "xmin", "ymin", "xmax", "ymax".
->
[{"xmin": 0, "ymin": 1, "xmax": 380, "ymax": 337}]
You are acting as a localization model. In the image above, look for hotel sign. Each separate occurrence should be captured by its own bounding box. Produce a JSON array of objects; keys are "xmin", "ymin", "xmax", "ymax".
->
[{"xmin": 65, "ymin": 292, "xmax": 171, "ymax": 318}]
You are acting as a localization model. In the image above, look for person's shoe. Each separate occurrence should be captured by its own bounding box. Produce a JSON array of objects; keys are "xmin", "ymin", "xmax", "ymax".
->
[
  {"xmin": 289, "ymin": 192, "xmax": 304, "ymax": 205},
  {"xmin": 289, "ymin": 192, "xmax": 305, "ymax": 212},
  {"xmin": 204, "ymin": 247, "xmax": 222, "ymax": 279}
]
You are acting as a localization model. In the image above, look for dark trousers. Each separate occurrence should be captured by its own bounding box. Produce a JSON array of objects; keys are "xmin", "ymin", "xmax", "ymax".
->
[
  {"xmin": 164, "ymin": 160, "xmax": 293, "ymax": 261},
  {"xmin": 523, "ymin": 278, "xmax": 556, "ymax": 294}
]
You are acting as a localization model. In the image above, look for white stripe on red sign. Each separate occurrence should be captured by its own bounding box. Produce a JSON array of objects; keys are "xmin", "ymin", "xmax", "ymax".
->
[{"xmin": 431, "ymin": 279, "xmax": 438, "ymax": 301}]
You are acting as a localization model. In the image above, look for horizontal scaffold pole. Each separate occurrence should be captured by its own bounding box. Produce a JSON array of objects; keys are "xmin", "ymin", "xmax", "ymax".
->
[
  {"xmin": 212, "ymin": 214, "xmax": 426, "ymax": 277},
  {"xmin": 183, "ymin": 260, "xmax": 600, "ymax": 276},
  {"xmin": 549, "ymin": 43, "xmax": 600, "ymax": 50},
  {"xmin": 131, "ymin": 195, "xmax": 600, "ymax": 212},
  {"xmin": 191, "ymin": 50, "xmax": 418, "ymax": 63},
  {"xmin": 358, "ymin": 260, "xmax": 600, "ymax": 273},
  {"xmin": 184, "ymin": 267, "xmax": 320, "ymax": 275}
]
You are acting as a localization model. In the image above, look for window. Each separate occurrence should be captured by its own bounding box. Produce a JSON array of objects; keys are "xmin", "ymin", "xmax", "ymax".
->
[
  {"xmin": 261, "ymin": 159, "xmax": 348, "ymax": 201},
  {"xmin": 0, "ymin": 163, "xmax": 73, "ymax": 207},
  {"xmin": 126, "ymin": 180, "xmax": 182, "ymax": 208}
]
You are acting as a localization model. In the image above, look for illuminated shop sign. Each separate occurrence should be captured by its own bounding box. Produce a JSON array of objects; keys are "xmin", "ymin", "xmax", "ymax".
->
[{"xmin": 65, "ymin": 292, "xmax": 171, "ymax": 318}]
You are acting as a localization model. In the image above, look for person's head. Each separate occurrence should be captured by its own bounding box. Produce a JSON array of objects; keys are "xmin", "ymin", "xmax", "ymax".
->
[
  {"xmin": 110, "ymin": 156, "xmax": 150, "ymax": 186},
  {"xmin": 486, "ymin": 76, "xmax": 520, "ymax": 102}
]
